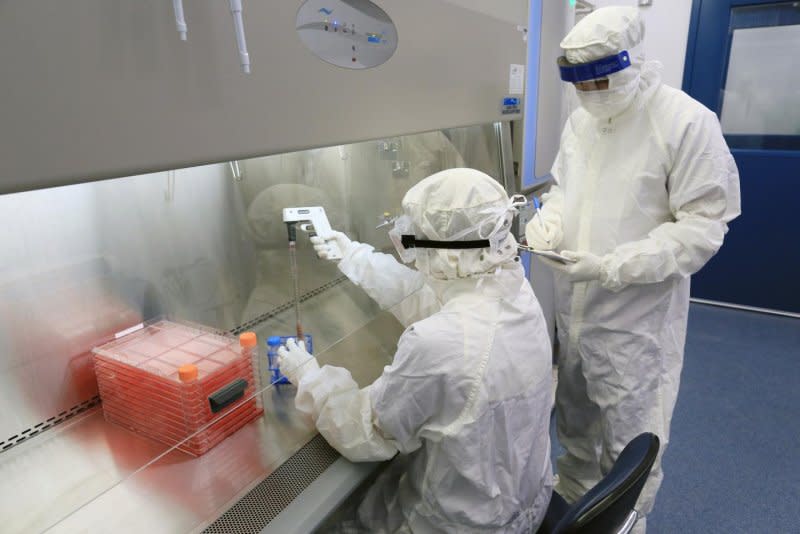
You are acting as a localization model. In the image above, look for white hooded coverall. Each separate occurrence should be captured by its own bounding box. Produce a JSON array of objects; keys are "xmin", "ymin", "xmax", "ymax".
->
[
  {"xmin": 290, "ymin": 169, "xmax": 555, "ymax": 532},
  {"xmin": 527, "ymin": 7, "xmax": 742, "ymax": 533}
]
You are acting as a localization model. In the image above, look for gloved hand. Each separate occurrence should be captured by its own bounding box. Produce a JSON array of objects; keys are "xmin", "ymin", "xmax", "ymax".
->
[
  {"xmin": 525, "ymin": 214, "xmax": 563, "ymax": 250},
  {"xmin": 524, "ymin": 191, "xmax": 564, "ymax": 251},
  {"xmin": 277, "ymin": 338, "xmax": 320, "ymax": 384},
  {"xmin": 542, "ymin": 250, "xmax": 603, "ymax": 283},
  {"xmin": 310, "ymin": 230, "xmax": 353, "ymax": 261}
]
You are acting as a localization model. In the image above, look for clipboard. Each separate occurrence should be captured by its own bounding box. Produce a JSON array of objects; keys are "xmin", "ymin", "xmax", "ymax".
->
[
  {"xmin": 519, "ymin": 245, "xmax": 577, "ymax": 264},
  {"xmin": 532, "ymin": 250, "xmax": 577, "ymax": 264}
]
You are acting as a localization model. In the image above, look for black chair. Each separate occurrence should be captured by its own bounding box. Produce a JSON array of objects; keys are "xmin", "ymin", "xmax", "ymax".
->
[{"xmin": 537, "ymin": 432, "xmax": 660, "ymax": 534}]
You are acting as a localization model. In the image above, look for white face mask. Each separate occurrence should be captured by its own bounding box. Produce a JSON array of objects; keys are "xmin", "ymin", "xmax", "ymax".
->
[{"xmin": 577, "ymin": 71, "xmax": 639, "ymax": 118}]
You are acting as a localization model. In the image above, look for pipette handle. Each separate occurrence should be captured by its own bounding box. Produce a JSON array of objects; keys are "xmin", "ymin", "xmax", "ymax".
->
[
  {"xmin": 229, "ymin": 0, "xmax": 250, "ymax": 73},
  {"xmin": 306, "ymin": 210, "xmax": 342, "ymax": 260},
  {"xmin": 172, "ymin": 0, "xmax": 187, "ymax": 40},
  {"xmin": 283, "ymin": 207, "xmax": 342, "ymax": 260},
  {"xmin": 532, "ymin": 195, "xmax": 547, "ymax": 232},
  {"xmin": 321, "ymin": 240, "xmax": 342, "ymax": 261}
]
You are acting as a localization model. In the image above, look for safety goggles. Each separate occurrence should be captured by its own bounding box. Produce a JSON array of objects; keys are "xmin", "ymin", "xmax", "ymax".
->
[
  {"xmin": 388, "ymin": 195, "xmax": 527, "ymax": 264},
  {"xmin": 388, "ymin": 215, "xmax": 428, "ymax": 263},
  {"xmin": 557, "ymin": 50, "xmax": 631, "ymax": 83}
]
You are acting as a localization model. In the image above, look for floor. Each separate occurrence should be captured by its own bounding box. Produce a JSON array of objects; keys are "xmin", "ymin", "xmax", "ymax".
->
[{"xmin": 550, "ymin": 303, "xmax": 800, "ymax": 533}]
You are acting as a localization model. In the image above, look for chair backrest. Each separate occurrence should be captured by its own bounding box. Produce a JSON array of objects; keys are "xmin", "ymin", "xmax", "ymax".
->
[{"xmin": 554, "ymin": 433, "xmax": 660, "ymax": 534}]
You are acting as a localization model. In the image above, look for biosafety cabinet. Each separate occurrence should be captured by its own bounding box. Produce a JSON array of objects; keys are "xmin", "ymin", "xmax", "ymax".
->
[{"xmin": 0, "ymin": 1, "xmax": 556, "ymax": 532}]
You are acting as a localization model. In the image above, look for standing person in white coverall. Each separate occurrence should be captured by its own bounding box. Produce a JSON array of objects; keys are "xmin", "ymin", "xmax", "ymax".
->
[
  {"xmin": 279, "ymin": 168, "xmax": 554, "ymax": 533},
  {"xmin": 525, "ymin": 7, "xmax": 741, "ymax": 532}
]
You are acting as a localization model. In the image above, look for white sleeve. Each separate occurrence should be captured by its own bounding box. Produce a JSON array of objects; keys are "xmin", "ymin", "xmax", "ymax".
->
[
  {"xmin": 537, "ymin": 185, "xmax": 565, "ymax": 226},
  {"xmin": 599, "ymin": 109, "xmax": 742, "ymax": 291},
  {"xmin": 369, "ymin": 332, "xmax": 446, "ymax": 455},
  {"xmin": 338, "ymin": 242, "xmax": 440, "ymax": 327},
  {"xmin": 294, "ymin": 327, "xmax": 441, "ymax": 462},
  {"xmin": 294, "ymin": 365, "xmax": 398, "ymax": 462}
]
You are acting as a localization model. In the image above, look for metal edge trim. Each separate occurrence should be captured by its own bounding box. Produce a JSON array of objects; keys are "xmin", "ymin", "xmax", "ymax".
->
[{"xmin": 690, "ymin": 298, "xmax": 800, "ymax": 319}]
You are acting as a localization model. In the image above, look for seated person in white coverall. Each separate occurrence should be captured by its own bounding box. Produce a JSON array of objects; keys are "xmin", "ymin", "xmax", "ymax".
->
[
  {"xmin": 278, "ymin": 168, "xmax": 554, "ymax": 533},
  {"xmin": 525, "ymin": 7, "xmax": 741, "ymax": 533}
]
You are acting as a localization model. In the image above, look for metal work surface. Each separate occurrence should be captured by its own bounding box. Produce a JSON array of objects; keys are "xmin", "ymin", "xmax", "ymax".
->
[
  {"xmin": 2, "ymin": 310, "xmax": 403, "ymax": 534},
  {"xmin": 0, "ymin": 396, "xmax": 100, "ymax": 453}
]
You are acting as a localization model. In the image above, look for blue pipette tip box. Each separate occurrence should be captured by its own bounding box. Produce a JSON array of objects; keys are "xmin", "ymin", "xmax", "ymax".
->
[{"xmin": 266, "ymin": 334, "xmax": 313, "ymax": 385}]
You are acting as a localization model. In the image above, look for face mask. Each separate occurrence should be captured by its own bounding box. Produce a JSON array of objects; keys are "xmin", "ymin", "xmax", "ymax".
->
[{"xmin": 577, "ymin": 71, "xmax": 639, "ymax": 118}]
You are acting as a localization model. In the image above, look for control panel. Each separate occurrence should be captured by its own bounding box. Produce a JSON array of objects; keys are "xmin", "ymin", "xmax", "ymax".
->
[{"xmin": 296, "ymin": 0, "xmax": 398, "ymax": 69}]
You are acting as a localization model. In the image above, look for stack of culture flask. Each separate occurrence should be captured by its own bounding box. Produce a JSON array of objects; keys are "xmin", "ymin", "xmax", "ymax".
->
[{"xmin": 93, "ymin": 319, "xmax": 262, "ymax": 456}]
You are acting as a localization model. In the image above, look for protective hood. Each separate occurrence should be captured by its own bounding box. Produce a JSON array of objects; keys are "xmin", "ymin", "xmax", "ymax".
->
[
  {"xmin": 561, "ymin": 6, "xmax": 662, "ymax": 119},
  {"xmin": 400, "ymin": 168, "xmax": 521, "ymax": 280}
]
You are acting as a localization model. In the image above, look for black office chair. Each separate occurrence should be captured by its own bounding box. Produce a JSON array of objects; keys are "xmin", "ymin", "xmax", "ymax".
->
[{"xmin": 537, "ymin": 432, "xmax": 660, "ymax": 534}]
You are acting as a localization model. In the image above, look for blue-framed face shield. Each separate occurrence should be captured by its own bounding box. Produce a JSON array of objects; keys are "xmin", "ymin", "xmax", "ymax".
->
[{"xmin": 557, "ymin": 50, "xmax": 632, "ymax": 89}]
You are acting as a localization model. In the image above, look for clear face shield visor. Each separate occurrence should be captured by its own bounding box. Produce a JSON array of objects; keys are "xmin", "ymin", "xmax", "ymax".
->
[
  {"xmin": 388, "ymin": 195, "xmax": 528, "ymax": 264},
  {"xmin": 557, "ymin": 50, "xmax": 632, "ymax": 91},
  {"xmin": 558, "ymin": 50, "xmax": 638, "ymax": 117}
]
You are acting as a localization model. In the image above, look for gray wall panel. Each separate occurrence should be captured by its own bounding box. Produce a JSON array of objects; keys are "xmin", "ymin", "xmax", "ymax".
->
[{"xmin": 0, "ymin": 0, "xmax": 526, "ymax": 193}]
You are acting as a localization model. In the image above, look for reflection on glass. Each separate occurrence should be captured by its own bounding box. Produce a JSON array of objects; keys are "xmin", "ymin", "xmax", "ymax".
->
[
  {"xmin": 721, "ymin": 23, "xmax": 800, "ymax": 136},
  {"xmin": 45, "ymin": 305, "xmax": 412, "ymax": 533},
  {"xmin": 237, "ymin": 126, "xmax": 502, "ymax": 327},
  {"xmin": 0, "ymin": 124, "xmax": 506, "ymax": 533}
]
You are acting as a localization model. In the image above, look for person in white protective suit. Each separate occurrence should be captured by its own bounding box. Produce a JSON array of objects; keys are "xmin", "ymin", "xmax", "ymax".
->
[
  {"xmin": 278, "ymin": 168, "xmax": 554, "ymax": 533},
  {"xmin": 525, "ymin": 7, "xmax": 741, "ymax": 533}
]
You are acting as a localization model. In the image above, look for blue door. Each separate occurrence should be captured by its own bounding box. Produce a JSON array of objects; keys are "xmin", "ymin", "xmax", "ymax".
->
[{"xmin": 684, "ymin": 0, "xmax": 800, "ymax": 313}]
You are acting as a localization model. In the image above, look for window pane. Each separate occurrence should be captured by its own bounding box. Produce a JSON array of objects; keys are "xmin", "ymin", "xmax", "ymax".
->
[
  {"xmin": 0, "ymin": 123, "xmax": 506, "ymax": 532},
  {"xmin": 720, "ymin": 24, "xmax": 800, "ymax": 136}
]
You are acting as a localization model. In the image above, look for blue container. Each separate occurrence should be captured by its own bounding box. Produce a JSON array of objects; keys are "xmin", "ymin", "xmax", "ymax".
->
[{"xmin": 266, "ymin": 334, "xmax": 313, "ymax": 385}]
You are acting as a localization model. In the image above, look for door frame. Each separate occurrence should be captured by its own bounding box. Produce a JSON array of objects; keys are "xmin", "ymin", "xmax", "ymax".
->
[{"xmin": 683, "ymin": 0, "xmax": 800, "ymax": 317}]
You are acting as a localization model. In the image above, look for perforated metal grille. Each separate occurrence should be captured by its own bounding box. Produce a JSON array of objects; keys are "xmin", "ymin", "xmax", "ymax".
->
[{"xmin": 203, "ymin": 434, "xmax": 339, "ymax": 533}]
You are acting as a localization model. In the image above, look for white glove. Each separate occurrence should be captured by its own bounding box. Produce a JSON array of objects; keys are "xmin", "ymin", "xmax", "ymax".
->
[
  {"xmin": 525, "ymin": 215, "xmax": 563, "ymax": 251},
  {"xmin": 524, "ymin": 191, "xmax": 564, "ymax": 251},
  {"xmin": 542, "ymin": 250, "xmax": 603, "ymax": 283},
  {"xmin": 277, "ymin": 338, "xmax": 320, "ymax": 384},
  {"xmin": 310, "ymin": 230, "xmax": 353, "ymax": 261}
]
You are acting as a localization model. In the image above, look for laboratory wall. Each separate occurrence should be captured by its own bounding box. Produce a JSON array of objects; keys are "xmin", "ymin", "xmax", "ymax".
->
[
  {"xmin": 442, "ymin": 0, "xmax": 528, "ymax": 25},
  {"xmin": 588, "ymin": 0, "xmax": 694, "ymax": 88}
]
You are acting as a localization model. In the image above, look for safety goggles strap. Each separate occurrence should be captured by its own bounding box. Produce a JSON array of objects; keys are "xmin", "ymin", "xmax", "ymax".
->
[
  {"xmin": 400, "ymin": 235, "xmax": 490, "ymax": 250},
  {"xmin": 558, "ymin": 50, "xmax": 631, "ymax": 83}
]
